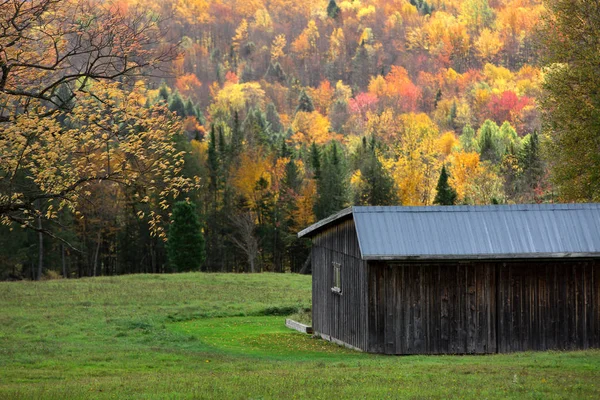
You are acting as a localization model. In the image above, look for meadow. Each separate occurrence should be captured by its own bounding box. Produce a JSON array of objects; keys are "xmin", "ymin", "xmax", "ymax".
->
[{"xmin": 1, "ymin": 273, "xmax": 599, "ymax": 399}]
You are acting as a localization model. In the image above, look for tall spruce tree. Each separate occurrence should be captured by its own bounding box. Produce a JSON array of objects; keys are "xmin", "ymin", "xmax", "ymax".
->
[
  {"xmin": 168, "ymin": 91, "xmax": 186, "ymax": 117},
  {"xmin": 314, "ymin": 142, "xmax": 348, "ymax": 219},
  {"xmin": 433, "ymin": 165, "xmax": 458, "ymax": 205},
  {"xmin": 354, "ymin": 138, "xmax": 398, "ymax": 206},
  {"xmin": 167, "ymin": 202, "xmax": 205, "ymax": 272},
  {"xmin": 327, "ymin": 0, "xmax": 341, "ymax": 19},
  {"xmin": 296, "ymin": 90, "xmax": 315, "ymax": 114}
]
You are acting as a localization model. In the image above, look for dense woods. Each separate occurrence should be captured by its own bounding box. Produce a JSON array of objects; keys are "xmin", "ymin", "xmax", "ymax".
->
[{"xmin": 0, "ymin": 0, "xmax": 594, "ymax": 279}]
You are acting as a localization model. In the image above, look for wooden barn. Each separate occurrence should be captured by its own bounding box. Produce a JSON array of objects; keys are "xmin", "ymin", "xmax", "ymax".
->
[{"xmin": 298, "ymin": 204, "xmax": 600, "ymax": 354}]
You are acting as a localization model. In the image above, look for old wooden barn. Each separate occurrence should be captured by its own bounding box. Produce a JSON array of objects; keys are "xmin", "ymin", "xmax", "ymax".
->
[{"xmin": 298, "ymin": 204, "xmax": 600, "ymax": 354}]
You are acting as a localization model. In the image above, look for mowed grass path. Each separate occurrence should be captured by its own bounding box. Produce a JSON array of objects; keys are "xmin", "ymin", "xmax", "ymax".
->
[{"xmin": 1, "ymin": 273, "xmax": 599, "ymax": 399}]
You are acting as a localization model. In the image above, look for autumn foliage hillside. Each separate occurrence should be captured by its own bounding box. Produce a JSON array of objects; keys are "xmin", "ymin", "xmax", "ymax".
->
[{"xmin": 0, "ymin": 0, "xmax": 550, "ymax": 276}]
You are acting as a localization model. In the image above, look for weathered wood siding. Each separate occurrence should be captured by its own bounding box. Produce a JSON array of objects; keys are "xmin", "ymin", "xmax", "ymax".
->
[
  {"xmin": 367, "ymin": 260, "xmax": 600, "ymax": 354},
  {"xmin": 312, "ymin": 219, "xmax": 368, "ymax": 351},
  {"xmin": 497, "ymin": 260, "xmax": 600, "ymax": 352},
  {"xmin": 368, "ymin": 262, "xmax": 496, "ymax": 354}
]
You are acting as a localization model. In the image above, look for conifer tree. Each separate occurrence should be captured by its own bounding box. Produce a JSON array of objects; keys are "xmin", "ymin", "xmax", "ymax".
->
[
  {"xmin": 310, "ymin": 142, "xmax": 321, "ymax": 180},
  {"xmin": 314, "ymin": 142, "xmax": 348, "ymax": 219},
  {"xmin": 207, "ymin": 125, "xmax": 220, "ymax": 196},
  {"xmin": 266, "ymin": 103, "xmax": 283, "ymax": 134},
  {"xmin": 519, "ymin": 131, "xmax": 543, "ymax": 192},
  {"xmin": 167, "ymin": 202, "xmax": 205, "ymax": 272},
  {"xmin": 477, "ymin": 119, "xmax": 501, "ymax": 162},
  {"xmin": 157, "ymin": 83, "xmax": 170, "ymax": 103},
  {"xmin": 433, "ymin": 165, "xmax": 458, "ymax": 205},
  {"xmin": 354, "ymin": 138, "xmax": 398, "ymax": 206},
  {"xmin": 327, "ymin": 0, "xmax": 341, "ymax": 19},
  {"xmin": 296, "ymin": 90, "xmax": 315, "ymax": 114},
  {"xmin": 168, "ymin": 91, "xmax": 186, "ymax": 117}
]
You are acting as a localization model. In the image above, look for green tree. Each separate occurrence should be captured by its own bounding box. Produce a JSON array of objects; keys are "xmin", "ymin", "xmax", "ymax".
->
[
  {"xmin": 327, "ymin": 0, "xmax": 341, "ymax": 19},
  {"xmin": 459, "ymin": 124, "xmax": 478, "ymax": 152},
  {"xmin": 167, "ymin": 202, "xmax": 205, "ymax": 272},
  {"xmin": 296, "ymin": 90, "xmax": 315, "ymax": 114},
  {"xmin": 433, "ymin": 165, "xmax": 458, "ymax": 205},
  {"xmin": 314, "ymin": 142, "xmax": 348, "ymax": 219},
  {"xmin": 353, "ymin": 138, "xmax": 398, "ymax": 206},
  {"xmin": 477, "ymin": 119, "xmax": 500, "ymax": 163},
  {"xmin": 540, "ymin": 0, "xmax": 600, "ymax": 201},
  {"xmin": 518, "ymin": 132, "xmax": 544, "ymax": 193}
]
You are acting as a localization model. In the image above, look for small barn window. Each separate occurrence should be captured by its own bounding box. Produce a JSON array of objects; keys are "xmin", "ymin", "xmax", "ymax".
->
[{"xmin": 332, "ymin": 262, "xmax": 342, "ymax": 294}]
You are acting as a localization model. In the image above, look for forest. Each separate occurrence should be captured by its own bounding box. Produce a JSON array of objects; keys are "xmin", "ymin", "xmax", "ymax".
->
[{"xmin": 0, "ymin": 0, "xmax": 596, "ymax": 279}]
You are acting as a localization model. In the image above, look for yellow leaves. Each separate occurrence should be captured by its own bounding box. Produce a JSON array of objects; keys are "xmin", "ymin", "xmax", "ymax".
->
[
  {"xmin": 291, "ymin": 111, "xmax": 335, "ymax": 146},
  {"xmin": 446, "ymin": 151, "xmax": 504, "ymax": 204},
  {"xmin": 475, "ymin": 28, "xmax": 503, "ymax": 61},
  {"xmin": 233, "ymin": 19, "xmax": 249, "ymax": 54},
  {"xmin": 438, "ymin": 132, "xmax": 459, "ymax": 158},
  {"xmin": 391, "ymin": 113, "xmax": 440, "ymax": 205},
  {"xmin": 291, "ymin": 20, "xmax": 320, "ymax": 57},
  {"xmin": 307, "ymin": 81, "xmax": 334, "ymax": 114},
  {"xmin": 270, "ymin": 34, "xmax": 287, "ymax": 62},
  {"xmin": 448, "ymin": 151, "xmax": 481, "ymax": 200},
  {"xmin": 212, "ymin": 82, "xmax": 265, "ymax": 113},
  {"xmin": 483, "ymin": 63, "xmax": 513, "ymax": 92},
  {"xmin": 230, "ymin": 151, "xmax": 271, "ymax": 208},
  {"xmin": 368, "ymin": 75, "xmax": 387, "ymax": 98},
  {"xmin": 357, "ymin": 6, "xmax": 376, "ymax": 21},
  {"xmin": 251, "ymin": 8, "xmax": 273, "ymax": 32},
  {"xmin": 1, "ymin": 80, "xmax": 193, "ymax": 236},
  {"xmin": 293, "ymin": 180, "xmax": 316, "ymax": 229}
]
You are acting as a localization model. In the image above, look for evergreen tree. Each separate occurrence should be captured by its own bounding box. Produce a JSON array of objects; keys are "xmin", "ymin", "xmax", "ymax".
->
[
  {"xmin": 295, "ymin": 90, "xmax": 315, "ymax": 114},
  {"xmin": 282, "ymin": 157, "xmax": 302, "ymax": 193},
  {"xmin": 230, "ymin": 111, "xmax": 243, "ymax": 158},
  {"xmin": 167, "ymin": 202, "xmax": 205, "ymax": 272},
  {"xmin": 477, "ymin": 119, "xmax": 501, "ymax": 162},
  {"xmin": 157, "ymin": 83, "xmax": 170, "ymax": 103},
  {"xmin": 243, "ymin": 108, "xmax": 271, "ymax": 146},
  {"xmin": 327, "ymin": 0, "xmax": 341, "ymax": 19},
  {"xmin": 207, "ymin": 125, "xmax": 220, "ymax": 195},
  {"xmin": 264, "ymin": 62, "xmax": 287, "ymax": 83},
  {"xmin": 519, "ymin": 131, "xmax": 543, "ymax": 192},
  {"xmin": 353, "ymin": 138, "xmax": 398, "ymax": 206},
  {"xmin": 168, "ymin": 91, "xmax": 186, "ymax": 117},
  {"xmin": 314, "ymin": 142, "xmax": 348, "ymax": 219},
  {"xmin": 433, "ymin": 165, "xmax": 458, "ymax": 205},
  {"xmin": 266, "ymin": 103, "xmax": 283, "ymax": 134},
  {"xmin": 351, "ymin": 43, "xmax": 371, "ymax": 90},
  {"xmin": 280, "ymin": 139, "xmax": 291, "ymax": 158},
  {"xmin": 310, "ymin": 142, "xmax": 321, "ymax": 180}
]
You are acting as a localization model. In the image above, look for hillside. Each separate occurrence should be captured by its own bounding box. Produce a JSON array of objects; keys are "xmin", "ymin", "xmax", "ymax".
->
[{"xmin": 1, "ymin": 273, "xmax": 600, "ymax": 399}]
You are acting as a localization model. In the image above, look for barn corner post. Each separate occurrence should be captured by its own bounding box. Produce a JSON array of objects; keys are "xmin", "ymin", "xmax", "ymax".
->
[{"xmin": 299, "ymin": 204, "xmax": 600, "ymax": 355}]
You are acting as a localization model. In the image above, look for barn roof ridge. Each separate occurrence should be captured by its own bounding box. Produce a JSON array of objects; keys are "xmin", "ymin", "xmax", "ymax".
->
[{"xmin": 298, "ymin": 203, "xmax": 600, "ymax": 260}]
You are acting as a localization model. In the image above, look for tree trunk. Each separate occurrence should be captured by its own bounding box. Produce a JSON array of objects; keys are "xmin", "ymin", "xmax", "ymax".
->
[
  {"xmin": 249, "ymin": 256, "xmax": 255, "ymax": 273},
  {"xmin": 62, "ymin": 244, "xmax": 68, "ymax": 278},
  {"xmin": 299, "ymin": 252, "xmax": 312, "ymax": 275},
  {"xmin": 93, "ymin": 232, "xmax": 101, "ymax": 277},
  {"xmin": 37, "ymin": 212, "xmax": 43, "ymax": 281}
]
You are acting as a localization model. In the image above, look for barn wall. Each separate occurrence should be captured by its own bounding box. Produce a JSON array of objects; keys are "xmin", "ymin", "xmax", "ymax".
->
[
  {"xmin": 497, "ymin": 260, "xmax": 600, "ymax": 352},
  {"xmin": 367, "ymin": 262, "xmax": 496, "ymax": 354},
  {"xmin": 367, "ymin": 260, "xmax": 600, "ymax": 354},
  {"xmin": 312, "ymin": 219, "xmax": 368, "ymax": 351}
]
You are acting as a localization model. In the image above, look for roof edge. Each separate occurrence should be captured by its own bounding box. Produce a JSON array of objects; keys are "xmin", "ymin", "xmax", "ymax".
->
[
  {"xmin": 297, "ymin": 207, "xmax": 354, "ymax": 238},
  {"xmin": 363, "ymin": 252, "xmax": 600, "ymax": 261}
]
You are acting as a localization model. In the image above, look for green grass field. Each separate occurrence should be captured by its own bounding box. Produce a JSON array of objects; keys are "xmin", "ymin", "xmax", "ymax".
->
[{"xmin": 1, "ymin": 273, "xmax": 599, "ymax": 399}]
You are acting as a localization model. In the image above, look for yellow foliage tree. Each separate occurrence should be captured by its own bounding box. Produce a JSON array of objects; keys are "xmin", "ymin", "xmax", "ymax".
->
[
  {"xmin": 391, "ymin": 113, "xmax": 440, "ymax": 205},
  {"xmin": 291, "ymin": 111, "xmax": 336, "ymax": 145}
]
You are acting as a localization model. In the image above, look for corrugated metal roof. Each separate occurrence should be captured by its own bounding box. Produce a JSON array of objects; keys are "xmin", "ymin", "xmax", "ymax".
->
[{"xmin": 298, "ymin": 204, "xmax": 600, "ymax": 260}]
